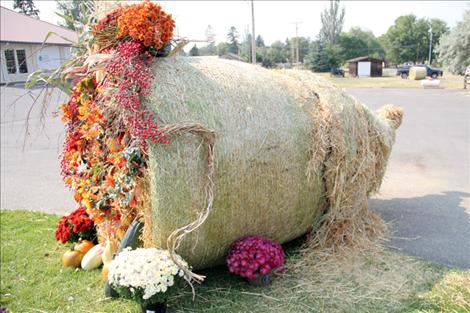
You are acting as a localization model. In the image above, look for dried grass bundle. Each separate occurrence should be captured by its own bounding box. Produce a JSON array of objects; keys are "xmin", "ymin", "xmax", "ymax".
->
[
  {"xmin": 409, "ymin": 66, "xmax": 427, "ymax": 80},
  {"xmin": 142, "ymin": 57, "xmax": 402, "ymax": 269}
]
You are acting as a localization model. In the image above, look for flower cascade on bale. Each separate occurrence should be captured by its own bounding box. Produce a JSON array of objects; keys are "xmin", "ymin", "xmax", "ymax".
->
[
  {"xmin": 108, "ymin": 248, "xmax": 188, "ymax": 306},
  {"xmin": 57, "ymin": 1, "xmax": 174, "ymax": 244},
  {"xmin": 226, "ymin": 236, "xmax": 285, "ymax": 280}
]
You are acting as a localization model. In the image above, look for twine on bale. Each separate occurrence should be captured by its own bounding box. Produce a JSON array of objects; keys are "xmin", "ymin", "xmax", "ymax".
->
[
  {"xmin": 145, "ymin": 57, "xmax": 403, "ymax": 269},
  {"xmin": 159, "ymin": 123, "xmax": 216, "ymax": 284}
]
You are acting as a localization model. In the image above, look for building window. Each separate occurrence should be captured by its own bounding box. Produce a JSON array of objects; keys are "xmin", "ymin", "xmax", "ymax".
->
[
  {"xmin": 4, "ymin": 50, "xmax": 16, "ymax": 74},
  {"xmin": 16, "ymin": 50, "xmax": 28, "ymax": 73}
]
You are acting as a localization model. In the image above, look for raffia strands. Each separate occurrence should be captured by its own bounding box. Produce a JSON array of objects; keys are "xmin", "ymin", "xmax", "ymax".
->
[
  {"xmin": 409, "ymin": 67, "xmax": 427, "ymax": 80},
  {"xmin": 143, "ymin": 57, "xmax": 403, "ymax": 270}
]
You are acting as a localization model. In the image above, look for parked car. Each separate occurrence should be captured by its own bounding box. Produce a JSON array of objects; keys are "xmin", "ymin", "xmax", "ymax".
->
[
  {"xmin": 396, "ymin": 65, "xmax": 412, "ymax": 79},
  {"xmin": 396, "ymin": 64, "xmax": 443, "ymax": 79},
  {"xmin": 425, "ymin": 65, "xmax": 444, "ymax": 78},
  {"xmin": 330, "ymin": 67, "xmax": 345, "ymax": 77}
]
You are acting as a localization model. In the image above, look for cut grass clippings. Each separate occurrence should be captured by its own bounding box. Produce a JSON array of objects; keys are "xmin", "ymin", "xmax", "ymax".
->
[{"xmin": 1, "ymin": 210, "xmax": 469, "ymax": 313}]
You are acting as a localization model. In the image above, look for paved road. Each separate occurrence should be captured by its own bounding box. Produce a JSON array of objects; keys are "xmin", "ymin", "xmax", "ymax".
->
[
  {"xmin": 1, "ymin": 86, "xmax": 75, "ymax": 215},
  {"xmin": 348, "ymin": 88, "xmax": 470, "ymax": 269},
  {"xmin": 1, "ymin": 86, "xmax": 469, "ymax": 268}
]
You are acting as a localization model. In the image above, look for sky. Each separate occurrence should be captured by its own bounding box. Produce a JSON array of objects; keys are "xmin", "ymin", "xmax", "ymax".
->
[{"xmin": 1, "ymin": 0, "xmax": 469, "ymax": 46}]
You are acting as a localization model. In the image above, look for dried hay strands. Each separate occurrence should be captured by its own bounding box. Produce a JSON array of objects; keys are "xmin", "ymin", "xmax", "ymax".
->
[{"xmin": 143, "ymin": 57, "xmax": 403, "ymax": 269}]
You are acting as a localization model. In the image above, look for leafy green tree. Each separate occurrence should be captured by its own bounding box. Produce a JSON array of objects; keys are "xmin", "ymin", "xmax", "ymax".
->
[
  {"xmin": 304, "ymin": 40, "xmax": 341, "ymax": 72},
  {"xmin": 56, "ymin": 0, "xmax": 94, "ymax": 30},
  {"xmin": 256, "ymin": 35, "xmax": 265, "ymax": 48},
  {"xmin": 313, "ymin": 0, "xmax": 344, "ymax": 70},
  {"xmin": 428, "ymin": 18, "xmax": 450, "ymax": 63},
  {"xmin": 379, "ymin": 15, "xmax": 448, "ymax": 65},
  {"xmin": 338, "ymin": 27, "xmax": 384, "ymax": 61},
  {"xmin": 319, "ymin": 0, "xmax": 345, "ymax": 45},
  {"xmin": 189, "ymin": 44, "xmax": 200, "ymax": 56},
  {"xmin": 438, "ymin": 10, "xmax": 470, "ymax": 74},
  {"xmin": 199, "ymin": 45, "xmax": 216, "ymax": 56},
  {"xmin": 227, "ymin": 26, "xmax": 240, "ymax": 55},
  {"xmin": 14, "ymin": 0, "xmax": 39, "ymax": 17},
  {"xmin": 199, "ymin": 25, "xmax": 217, "ymax": 56},
  {"xmin": 240, "ymin": 31, "xmax": 253, "ymax": 62},
  {"xmin": 217, "ymin": 42, "xmax": 229, "ymax": 57},
  {"xmin": 205, "ymin": 25, "xmax": 216, "ymax": 43},
  {"xmin": 270, "ymin": 40, "xmax": 289, "ymax": 63}
]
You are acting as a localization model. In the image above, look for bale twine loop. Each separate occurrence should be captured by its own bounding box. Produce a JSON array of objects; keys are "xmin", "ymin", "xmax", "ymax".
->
[{"xmin": 159, "ymin": 122, "xmax": 216, "ymax": 284}]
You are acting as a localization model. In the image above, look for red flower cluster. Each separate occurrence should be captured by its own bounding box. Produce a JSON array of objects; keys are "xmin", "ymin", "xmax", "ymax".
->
[
  {"xmin": 226, "ymin": 236, "xmax": 285, "ymax": 280},
  {"xmin": 105, "ymin": 41, "xmax": 168, "ymax": 144},
  {"xmin": 55, "ymin": 207, "xmax": 96, "ymax": 244}
]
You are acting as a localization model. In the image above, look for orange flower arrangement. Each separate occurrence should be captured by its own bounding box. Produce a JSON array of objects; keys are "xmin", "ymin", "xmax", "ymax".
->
[
  {"xmin": 58, "ymin": 2, "xmax": 176, "ymax": 244},
  {"xmin": 60, "ymin": 78, "xmax": 143, "ymax": 241},
  {"xmin": 116, "ymin": 0, "xmax": 175, "ymax": 49}
]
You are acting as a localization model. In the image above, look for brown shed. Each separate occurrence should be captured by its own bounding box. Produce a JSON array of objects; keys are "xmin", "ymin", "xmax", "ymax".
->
[{"xmin": 347, "ymin": 56, "xmax": 384, "ymax": 77}]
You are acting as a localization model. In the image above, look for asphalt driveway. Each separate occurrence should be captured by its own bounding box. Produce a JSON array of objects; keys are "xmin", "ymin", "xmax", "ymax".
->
[
  {"xmin": 348, "ymin": 88, "xmax": 470, "ymax": 269},
  {"xmin": 1, "ymin": 85, "xmax": 469, "ymax": 268}
]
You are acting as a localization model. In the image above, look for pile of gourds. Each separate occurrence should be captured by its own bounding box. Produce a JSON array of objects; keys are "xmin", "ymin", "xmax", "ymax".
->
[{"xmin": 62, "ymin": 239, "xmax": 117, "ymax": 280}]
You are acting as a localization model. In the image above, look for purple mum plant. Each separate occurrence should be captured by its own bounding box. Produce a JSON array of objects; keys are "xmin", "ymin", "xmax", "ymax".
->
[{"xmin": 226, "ymin": 236, "xmax": 285, "ymax": 280}]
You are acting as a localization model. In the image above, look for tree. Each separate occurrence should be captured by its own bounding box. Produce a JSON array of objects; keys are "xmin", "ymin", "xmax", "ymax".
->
[
  {"xmin": 14, "ymin": 0, "xmax": 39, "ymax": 18},
  {"xmin": 428, "ymin": 18, "xmax": 450, "ymax": 63},
  {"xmin": 304, "ymin": 40, "xmax": 341, "ymax": 72},
  {"xmin": 199, "ymin": 25, "xmax": 217, "ymax": 56},
  {"xmin": 227, "ymin": 26, "xmax": 240, "ymax": 55},
  {"xmin": 338, "ymin": 27, "xmax": 384, "ymax": 61},
  {"xmin": 56, "ymin": 0, "xmax": 94, "ymax": 30},
  {"xmin": 217, "ymin": 42, "xmax": 229, "ymax": 57},
  {"xmin": 438, "ymin": 10, "xmax": 470, "ymax": 74},
  {"xmin": 319, "ymin": 0, "xmax": 345, "ymax": 45},
  {"xmin": 256, "ymin": 35, "xmax": 265, "ymax": 48},
  {"xmin": 379, "ymin": 15, "xmax": 448, "ymax": 65},
  {"xmin": 189, "ymin": 44, "xmax": 200, "ymax": 56},
  {"xmin": 205, "ymin": 25, "xmax": 216, "ymax": 43},
  {"xmin": 240, "ymin": 31, "xmax": 253, "ymax": 62}
]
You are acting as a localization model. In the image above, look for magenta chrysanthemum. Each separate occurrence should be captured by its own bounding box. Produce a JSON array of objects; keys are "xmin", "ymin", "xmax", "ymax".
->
[{"xmin": 226, "ymin": 236, "xmax": 285, "ymax": 280}]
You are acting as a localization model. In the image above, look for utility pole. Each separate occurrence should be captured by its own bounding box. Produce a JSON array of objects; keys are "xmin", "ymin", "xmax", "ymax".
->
[
  {"xmin": 251, "ymin": 0, "xmax": 256, "ymax": 64},
  {"xmin": 428, "ymin": 26, "xmax": 433, "ymax": 65},
  {"xmin": 291, "ymin": 21, "xmax": 302, "ymax": 64}
]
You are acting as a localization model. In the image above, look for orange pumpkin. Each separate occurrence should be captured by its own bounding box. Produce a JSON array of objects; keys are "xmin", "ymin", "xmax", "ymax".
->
[
  {"xmin": 63, "ymin": 249, "xmax": 84, "ymax": 268},
  {"xmin": 74, "ymin": 240, "xmax": 95, "ymax": 254}
]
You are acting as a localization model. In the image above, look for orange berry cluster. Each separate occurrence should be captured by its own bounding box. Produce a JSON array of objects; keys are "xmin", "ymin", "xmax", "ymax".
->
[{"xmin": 116, "ymin": 1, "xmax": 175, "ymax": 49}]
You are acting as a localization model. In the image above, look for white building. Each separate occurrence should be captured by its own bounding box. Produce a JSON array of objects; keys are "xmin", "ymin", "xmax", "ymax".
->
[{"xmin": 0, "ymin": 6, "xmax": 76, "ymax": 84}]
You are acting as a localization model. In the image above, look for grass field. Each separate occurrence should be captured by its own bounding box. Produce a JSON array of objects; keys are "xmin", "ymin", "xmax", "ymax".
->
[
  {"xmin": 1, "ymin": 210, "xmax": 469, "ymax": 313},
  {"xmin": 320, "ymin": 72, "xmax": 466, "ymax": 89}
]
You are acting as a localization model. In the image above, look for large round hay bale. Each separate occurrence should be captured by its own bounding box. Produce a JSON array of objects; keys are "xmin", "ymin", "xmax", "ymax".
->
[
  {"xmin": 382, "ymin": 68, "xmax": 397, "ymax": 77},
  {"xmin": 409, "ymin": 66, "xmax": 427, "ymax": 80},
  {"xmin": 143, "ymin": 57, "xmax": 402, "ymax": 269}
]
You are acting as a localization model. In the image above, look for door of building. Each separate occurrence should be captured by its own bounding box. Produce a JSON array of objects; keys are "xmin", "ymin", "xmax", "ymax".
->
[{"xmin": 357, "ymin": 61, "xmax": 371, "ymax": 77}]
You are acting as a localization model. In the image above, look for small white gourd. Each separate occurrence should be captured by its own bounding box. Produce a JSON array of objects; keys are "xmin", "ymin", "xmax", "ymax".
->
[{"xmin": 81, "ymin": 243, "xmax": 105, "ymax": 270}]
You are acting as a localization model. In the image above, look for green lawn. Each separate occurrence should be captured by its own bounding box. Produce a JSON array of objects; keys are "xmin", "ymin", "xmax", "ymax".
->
[
  {"xmin": 319, "ymin": 72, "xmax": 466, "ymax": 89},
  {"xmin": 1, "ymin": 210, "xmax": 469, "ymax": 313}
]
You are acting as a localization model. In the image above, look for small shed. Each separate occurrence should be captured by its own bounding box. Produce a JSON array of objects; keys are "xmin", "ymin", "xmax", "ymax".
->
[{"xmin": 347, "ymin": 56, "xmax": 383, "ymax": 77}]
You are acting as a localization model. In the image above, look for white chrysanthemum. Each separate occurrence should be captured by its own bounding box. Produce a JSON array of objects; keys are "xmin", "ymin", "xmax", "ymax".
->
[{"xmin": 108, "ymin": 248, "xmax": 189, "ymax": 300}]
